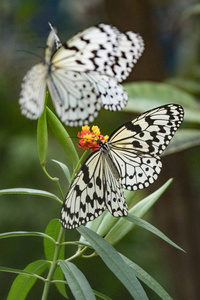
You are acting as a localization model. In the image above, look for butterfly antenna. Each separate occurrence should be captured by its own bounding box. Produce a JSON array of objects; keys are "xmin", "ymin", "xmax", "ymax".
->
[{"xmin": 48, "ymin": 22, "xmax": 62, "ymax": 49}]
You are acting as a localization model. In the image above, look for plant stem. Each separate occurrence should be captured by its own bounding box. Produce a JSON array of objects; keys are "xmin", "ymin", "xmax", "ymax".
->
[{"xmin": 41, "ymin": 226, "xmax": 64, "ymax": 300}]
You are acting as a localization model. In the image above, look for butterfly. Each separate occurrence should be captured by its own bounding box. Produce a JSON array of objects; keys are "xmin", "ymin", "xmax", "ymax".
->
[
  {"xmin": 19, "ymin": 23, "xmax": 144, "ymax": 127},
  {"xmin": 61, "ymin": 104, "xmax": 184, "ymax": 229}
]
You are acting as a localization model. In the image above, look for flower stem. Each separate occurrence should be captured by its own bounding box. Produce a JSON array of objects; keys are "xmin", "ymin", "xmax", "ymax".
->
[{"xmin": 41, "ymin": 226, "xmax": 64, "ymax": 300}]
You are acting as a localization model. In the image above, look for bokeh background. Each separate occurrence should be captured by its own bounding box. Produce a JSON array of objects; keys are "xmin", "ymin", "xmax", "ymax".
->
[{"xmin": 1, "ymin": 0, "xmax": 200, "ymax": 299}]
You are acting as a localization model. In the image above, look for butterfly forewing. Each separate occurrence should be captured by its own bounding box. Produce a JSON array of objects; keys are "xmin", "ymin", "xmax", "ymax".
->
[
  {"xmin": 51, "ymin": 24, "xmax": 120, "ymax": 71},
  {"xmin": 109, "ymin": 31, "xmax": 144, "ymax": 82},
  {"xmin": 109, "ymin": 104, "xmax": 184, "ymax": 156},
  {"xmin": 61, "ymin": 151, "xmax": 106, "ymax": 229}
]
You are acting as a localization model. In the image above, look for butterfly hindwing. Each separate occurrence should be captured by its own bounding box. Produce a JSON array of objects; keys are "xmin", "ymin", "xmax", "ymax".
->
[
  {"xmin": 19, "ymin": 64, "xmax": 47, "ymax": 119},
  {"xmin": 47, "ymin": 70, "xmax": 101, "ymax": 126},
  {"xmin": 109, "ymin": 148, "xmax": 162, "ymax": 190}
]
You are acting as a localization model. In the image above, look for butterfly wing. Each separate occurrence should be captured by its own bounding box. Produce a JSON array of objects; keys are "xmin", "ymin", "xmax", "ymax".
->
[
  {"xmin": 47, "ymin": 70, "xmax": 102, "ymax": 126},
  {"xmin": 61, "ymin": 148, "xmax": 127, "ymax": 229},
  {"xmin": 84, "ymin": 72, "xmax": 128, "ymax": 111},
  {"xmin": 51, "ymin": 24, "xmax": 120, "ymax": 71},
  {"xmin": 108, "ymin": 104, "xmax": 184, "ymax": 190},
  {"xmin": 61, "ymin": 151, "xmax": 106, "ymax": 229},
  {"xmin": 107, "ymin": 31, "xmax": 144, "ymax": 82},
  {"xmin": 19, "ymin": 64, "xmax": 47, "ymax": 119}
]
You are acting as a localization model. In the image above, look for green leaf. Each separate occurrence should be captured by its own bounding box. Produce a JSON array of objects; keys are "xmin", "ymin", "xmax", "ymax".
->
[
  {"xmin": 0, "ymin": 231, "xmax": 56, "ymax": 243},
  {"xmin": 7, "ymin": 260, "xmax": 50, "ymax": 300},
  {"xmin": 166, "ymin": 77, "xmax": 200, "ymax": 95},
  {"xmin": 92, "ymin": 289, "xmax": 112, "ymax": 300},
  {"xmin": 119, "ymin": 253, "xmax": 173, "ymax": 300},
  {"xmin": 124, "ymin": 214, "xmax": 185, "ymax": 252},
  {"xmin": 46, "ymin": 107, "xmax": 79, "ymax": 169},
  {"xmin": 0, "ymin": 188, "xmax": 62, "ymax": 204},
  {"xmin": 59, "ymin": 260, "xmax": 96, "ymax": 300},
  {"xmin": 37, "ymin": 98, "xmax": 48, "ymax": 165},
  {"xmin": 53, "ymin": 266, "xmax": 68, "ymax": 299},
  {"xmin": 104, "ymin": 179, "xmax": 172, "ymax": 245},
  {"xmin": 161, "ymin": 129, "xmax": 200, "ymax": 156},
  {"xmin": 123, "ymin": 81, "xmax": 200, "ymax": 123},
  {"xmin": 44, "ymin": 219, "xmax": 65, "ymax": 261},
  {"xmin": 51, "ymin": 159, "xmax": 71, "ymax": 183},
  {"xmin": 0, "ymin": 265, "xmax": 47, "ymax": 280},
  {"xmin": 77, "ymin": 226, "xmax": 148, "ymax": 300}
]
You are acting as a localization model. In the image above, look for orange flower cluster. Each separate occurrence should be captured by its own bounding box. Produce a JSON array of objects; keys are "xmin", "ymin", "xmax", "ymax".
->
[{"xmin": 78, "ymin": 125, "xmax": 109, "ymax": 152}]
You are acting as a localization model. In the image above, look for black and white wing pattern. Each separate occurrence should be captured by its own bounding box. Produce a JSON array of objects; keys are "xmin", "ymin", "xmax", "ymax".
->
[
  {"xmin": 61, "ymin": 150, "xmax": 127, "ymax": 229},
  {"xmin": 19, "ymin": 23, "xmax": 144, "ymax": 126},
  {"xmin": 108, "ymin": 104, "xmax": 184, "ymax": 190},
  {"xmin": 61, "ymin": 104, "xmax": 184, "ymax": 229}
]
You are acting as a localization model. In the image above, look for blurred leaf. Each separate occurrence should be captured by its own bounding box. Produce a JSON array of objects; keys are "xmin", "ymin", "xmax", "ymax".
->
[
  {"xmin": 59, "ymin": 260, "xmax": 96, "ymax": 300},
  {"xmin": 0, "ymin": 188, "xmax": 62, "ymax": 204},
  {"xmin": 37, "ymin": 99, "xmax": 48, "ymax": 165},
  {"xmin": 52, "ymin": 159, "xmax": 71, "ymax": 183},
  {"xmin": 166, "ymin": 77, "xmax": 200, "ymax": 96},
  {"xmin": 46, "ymin": 107, "xmax": 79, "ymax": 169},
  {"xmin": 120, "ymin": 254, "xmax": 173, "ymax": 300},
  {"xmin": 162, "ymin": 129, "xmax": 200, "ymax": 156},
  {"xmin": 0, "ymin": 231, "xmax": 56, "ymax": 243},
  {"xmin": 7, "ymin": 260, "xmax": 50, "ymax": 300},
  {"xmin": 104, "ymin": 179, "xmax": 172, "ymax": 245},
  {"xmin": 44, "ymin": 219, "xmax": 65, "ymax": 261},
  {"xmin": 77, "ymin": 226, "xmax": 148, "ymax": 300},
  {"xmin": 124, "ymin": 214, "xmax": 185, "ymax": 252},
  {"xmin": 123, "ymin": 81, "xmax": 200, "ymax": 123},
  {"xmin": 179, "ymin": 3, "xmax": 200, "ymax": 22},
  {"xmin": 53, "ymin": 266, "xmax": 68, "ymax": 299}
]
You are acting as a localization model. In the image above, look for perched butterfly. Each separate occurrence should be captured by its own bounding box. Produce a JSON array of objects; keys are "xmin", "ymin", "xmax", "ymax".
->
[
  {"xmin": 61, "ymin": 104, "xmax": 184, "ymax": 229},
  {"xmin": 19, "ymin": 23, "xmax": 144, "ymax": 126}
]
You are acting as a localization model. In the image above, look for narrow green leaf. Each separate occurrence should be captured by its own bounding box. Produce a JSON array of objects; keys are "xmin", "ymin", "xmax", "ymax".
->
[
  {"xmin": 161, "ymin": 129, "xmax": 200, "ymax": 156},
  {"xmin": 92, "ymin": 289, "xmax": 112, "ymax": 300},
  {"xmin": 37, "ymin": 98, "xmax": 48, "ymax": 165},
  {"xmin": 52, "ymin": 159, "xmax": 71, "ymax": 183},
  {"xmin": 124, "ymin": 214, "xmax": 185, "ymax": 252},
  {"xmin": 123, "ymin": 81, "xmax": 200, "ymax": 123},
  {"xmin": 102, "ymin": 180, "xmax": 172, "ymax": 245},
  {"xmin": 53, "ymin": 266, "xmax": 68, "ymax": 299},
  {"xmin": 77, "ymin": 226, "xmax": 148, "ymax": 300},
  {"xmin": 0, "ymin": 231, "xmax": 56, "ymax": 243},
  {"xmin": 7, "ymin": 260, "xmax": 50, "ymax": 300},
  {"xmin": 44, "ymin": 219, "xmax": 65, "ymax": 261},
  {"xmin": 120, "ymin": 253, "xmax": 173, "ymax": 300},
  {"xmin": 59, "ymin": 260, "xmax": 96, "ymax": 300},
  {"xmin": 46, "ymin": 107, "xmax": 79, "ymax": 169},
  {"xmin": 0, "ymin": 265, "xmax": 47, "ymax": 280},
  {"xmin": 0, "ymin": 188, "xmax": 62, "ymax": 204}
]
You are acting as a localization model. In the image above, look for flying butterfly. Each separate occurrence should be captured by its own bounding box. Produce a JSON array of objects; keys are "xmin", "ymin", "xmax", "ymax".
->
[
  {"xmin": 61, "ymin": 104, "xmax": 184, "ymax": 229},
  {"xmin": 19, "ymin": 23, "xmax": 144, "ymax": 126}
]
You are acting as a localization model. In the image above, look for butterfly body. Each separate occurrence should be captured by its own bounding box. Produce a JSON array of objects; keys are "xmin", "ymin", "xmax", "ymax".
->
[
  {"xmin": 19, "ymin": 24, "xmax": 144, "ymax": 126},
  {"xmin": 61, "ymin": 104, "xmax": 184, "ymax": 229}
]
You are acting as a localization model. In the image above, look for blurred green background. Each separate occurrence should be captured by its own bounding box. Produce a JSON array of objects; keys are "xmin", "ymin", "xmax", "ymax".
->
[{"xmin": 0, "ymin": 0, "xmax": 200, "ymax": 299}]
